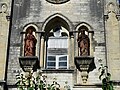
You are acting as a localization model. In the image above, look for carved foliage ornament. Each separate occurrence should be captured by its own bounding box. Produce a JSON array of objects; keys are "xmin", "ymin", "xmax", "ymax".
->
[{"xmin": 46, "ymin": 0, "xmax": 70, "ymax": 4}]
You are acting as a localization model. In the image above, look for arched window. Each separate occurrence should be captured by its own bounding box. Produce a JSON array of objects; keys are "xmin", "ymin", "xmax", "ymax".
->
[
  {"xmin": 41, "ymin": 14, "xmax": 72, "ymax": 69},
  {"xmin": 47, "ymin": 26, "xmax": 68, "ymax": 69}
]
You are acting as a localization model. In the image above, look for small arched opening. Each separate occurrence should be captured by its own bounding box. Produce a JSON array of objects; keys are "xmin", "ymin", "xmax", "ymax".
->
[
  {"xmin": 77, "ymin": 26, "xmax": 90, "ymax": 56},
  {"xmin": 22, "ymin": 24, "xmax": 38, "ymax": 57},
  {"xmin": 76, "ymin": 23, "xmax": 94, "ymax": 57}
]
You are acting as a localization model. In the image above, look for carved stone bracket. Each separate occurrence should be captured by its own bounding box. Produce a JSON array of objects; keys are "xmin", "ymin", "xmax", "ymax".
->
[
  {"xmin": 74, "ymin": 56, "xmax": 96, "ymax": 83},
  {"xmin": 19, "ymin": 56, "xmax": 39, "ymax": 72}
]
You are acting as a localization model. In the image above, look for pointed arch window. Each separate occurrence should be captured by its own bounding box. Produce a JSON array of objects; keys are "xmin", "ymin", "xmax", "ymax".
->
[{"xmin": 46, "ymin": 26, "xmax": 68, "ymax": 69}]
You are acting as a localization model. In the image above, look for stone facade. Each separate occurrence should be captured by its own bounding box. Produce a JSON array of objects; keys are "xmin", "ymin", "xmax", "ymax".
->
[{"xmin": 0, "ymin": 0, "xmax": 120, "ymax": 90}]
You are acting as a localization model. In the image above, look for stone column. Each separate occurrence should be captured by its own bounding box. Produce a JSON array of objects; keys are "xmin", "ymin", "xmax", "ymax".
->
[
  {"xmin": 75, "ymin": 33, "xmax": 79, "ymax": 56},
  {"xmin": 40, "ymin": 36, "xmax": 44, "ymax": 68},
  {"xmin": 44, "ymin": 40, "xmax": 47, "ymax": 68},
  {"xmin": 71, "ymin": 35, "xmax": 75, "ymax": 69},
  {"xmin": 68, "ymin": 36, "xmax": 71, "ymax": 69},
  {"xmin": 88, "ymin": 31, "xmax": 94, "ymax": 56}
]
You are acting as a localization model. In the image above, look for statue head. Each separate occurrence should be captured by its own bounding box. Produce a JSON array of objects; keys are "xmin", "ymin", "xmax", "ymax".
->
[
  {"xmin": 80, "ymin": 29, "xmax": 86, "ymax": 35},
  {"xmin": 27, "ymin": 26, "xmax": 35, "ymax": 35}
]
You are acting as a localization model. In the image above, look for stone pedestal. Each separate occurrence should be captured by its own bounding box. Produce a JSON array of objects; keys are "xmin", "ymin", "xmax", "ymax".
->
[
  {"xmin": 74, "ymin": 56, "xmax": 96, "ymax": 83},
  {"xmin": 19, "ymin": 56, "xmax": 39, "ymax": 72}
]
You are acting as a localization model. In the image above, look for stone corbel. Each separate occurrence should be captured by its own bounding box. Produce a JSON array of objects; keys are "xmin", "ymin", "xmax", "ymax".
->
[
  {"xmin": 74, "ymin": 56, "xmax": 96, "ymax": 84},
  {"xmin": 19, "ymin": 56, "xmax": 39, "ymax": 72}
]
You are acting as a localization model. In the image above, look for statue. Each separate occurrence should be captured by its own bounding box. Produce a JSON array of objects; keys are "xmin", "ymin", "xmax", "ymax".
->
[
  {"xmin": 24, "ymin": 26, "xmax": 37, "ymax": 56},
  {"xmin": 77, "ymin": 29, "xmax": 90, "ymax": 56}
]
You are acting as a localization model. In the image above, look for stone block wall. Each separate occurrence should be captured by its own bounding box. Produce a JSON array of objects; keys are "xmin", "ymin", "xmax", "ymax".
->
[
  {"xmin": 5, "ymin": 0, "xmax": 118, "ymax": 90},
  {"xmin": 43, "ymin": 71, "xmax": 73, "ymax": 90}
]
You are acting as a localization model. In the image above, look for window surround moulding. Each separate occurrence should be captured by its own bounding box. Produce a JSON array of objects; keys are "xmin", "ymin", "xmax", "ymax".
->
[
  {"xmin": 73, "ymin": 84, "xmax": 102, "ymax": 88},
  {"xmin": 46, "ymin": 0, "xmax": 70, "ymax": 4},
  {"xmin": 42, "ymin": 69, "xmax": 74, "ymax": 73},
  {"xmin": 20, "ymin": 31, "xmax": 45, "ymax": 34}
]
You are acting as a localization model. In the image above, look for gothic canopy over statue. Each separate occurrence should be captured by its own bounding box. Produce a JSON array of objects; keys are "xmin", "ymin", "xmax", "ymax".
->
[{"xmin": 46, "ymin": 0, "xmax": 70, "ymax": 4}]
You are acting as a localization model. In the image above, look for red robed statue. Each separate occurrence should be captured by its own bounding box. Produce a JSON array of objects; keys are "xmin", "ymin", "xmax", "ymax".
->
[
  {"xmin": 77, "ymin": 29, "xmax": 90, "ymax": 56},
  {"xmin": 24, "ymin": 26, "xmax": 37, "ymax": 56}
]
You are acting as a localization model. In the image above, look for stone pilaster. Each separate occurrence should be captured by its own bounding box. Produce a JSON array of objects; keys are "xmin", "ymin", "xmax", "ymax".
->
[
  {"xmin": 0, "ymin": 1, "xmax": 11, "ymax": 80},
  {"xmin": 105, "ymin": 3, "xmax": 120, "ymax": 80}
]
